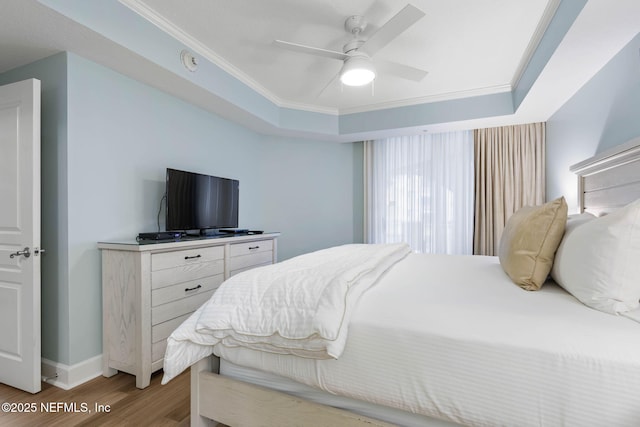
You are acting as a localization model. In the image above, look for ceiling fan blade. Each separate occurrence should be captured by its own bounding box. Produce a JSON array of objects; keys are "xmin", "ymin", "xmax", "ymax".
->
[
  {"xmin": 361, "ymin": 4, "xmax": 425, "ymax": 57},
  {"xmin": 375, "ymin": 59, "xmax": 428, "ymax": 82},
  {"xmin": 273, "ymin": 40, "xmax": 349, "ymax": 61}
]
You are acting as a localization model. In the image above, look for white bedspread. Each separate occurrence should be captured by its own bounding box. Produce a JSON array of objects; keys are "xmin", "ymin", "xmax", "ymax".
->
[
  {"xmin": 213, "ymin": 254, "xmax": 640, "ymax": 427},
  {"xmin": 162, "ymin": 243, "xmax": 410, "ymax": 383}
]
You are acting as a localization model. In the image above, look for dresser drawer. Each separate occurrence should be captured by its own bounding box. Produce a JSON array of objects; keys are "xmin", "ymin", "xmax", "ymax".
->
[
  {"xmin": 152, "ymin": 289, "xmax": 214, "ymax": 325},
  {"xmin": 229, "ymin": 240, "xmax": 274, "ymax": 274},
  {"xmin": 152, "ymin": 312, "xmax": 191, "ymax": 344},
  {"xmin": 229, "ymin": 240, "xmax": 273, "ymax": 257},
  {"xmin": 152, "ymin": 340, "xmax": 168, "ymax": 364},
  {"xmin": 151, "ymin": 312, "xmax": 191, "ymax": 363},
  {"xmin": 151, "ymin": 259, "xmax": 224, "ymax": 290},
  {"xmin": 151, "ymin": 246, "xmax": 224, "ymax": 271},
  {"xmin": 229, "ymin": 251, "xmax": 273, "ymax": 273},
  {"xmin": 152, "ymin": 274, "xmax": 223, "ymax": 307}
]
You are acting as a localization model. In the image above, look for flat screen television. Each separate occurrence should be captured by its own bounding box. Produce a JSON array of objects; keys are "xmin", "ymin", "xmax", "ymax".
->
[{"xmin": 165, "ymin": 168, "xmax": 239, "ymax": 233}]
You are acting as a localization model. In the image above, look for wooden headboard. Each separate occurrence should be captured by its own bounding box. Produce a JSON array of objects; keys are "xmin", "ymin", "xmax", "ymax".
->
[{"xmin": 570, "ymin": 136, "xmax": 640, "ymax": 216}]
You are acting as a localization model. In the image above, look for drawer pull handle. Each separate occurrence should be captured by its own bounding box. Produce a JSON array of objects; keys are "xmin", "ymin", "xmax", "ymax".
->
[
  {"xmin": 248, "ymin": 246, "xmax": 260, "ymax": 250},
  {"xmin": 185, "ymin": 284, "xmax": 202, "ymax": 292},
  {"xmin": 184, "ymin": 254, "xmax": 202, "ymax": 260}
]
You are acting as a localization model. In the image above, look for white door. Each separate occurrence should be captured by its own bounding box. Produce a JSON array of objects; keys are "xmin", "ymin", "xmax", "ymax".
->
[{"xmin": 0, "ymin": 79, "xmax": 41, "ymax": 393}]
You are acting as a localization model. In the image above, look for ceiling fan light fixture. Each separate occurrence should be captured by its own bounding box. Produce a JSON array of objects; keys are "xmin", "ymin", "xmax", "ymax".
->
[{"xmin": 340, "ymin": 55, "xmax": 376, "ymax": 86}]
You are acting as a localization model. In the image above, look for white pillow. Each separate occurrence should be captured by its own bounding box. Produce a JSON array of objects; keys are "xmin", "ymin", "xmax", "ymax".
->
[
  {"xmin": 551, "ymin": 200, "xmax": 640, "ymax": 314},
  {"xmin": 567, "ymin": 212, "xmax": 596, "ymax": 223}
]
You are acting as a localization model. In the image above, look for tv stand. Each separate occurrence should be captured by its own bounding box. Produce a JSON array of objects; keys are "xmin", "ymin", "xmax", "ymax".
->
[{"xmin": 98, "ymin": 232, "xmax": 279, "ymax": 389}]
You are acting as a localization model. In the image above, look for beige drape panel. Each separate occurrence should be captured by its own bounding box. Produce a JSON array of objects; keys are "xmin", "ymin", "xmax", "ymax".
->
[{"xmin": 473, "ymin": 122, "xmax": 546, "ymax": 255}]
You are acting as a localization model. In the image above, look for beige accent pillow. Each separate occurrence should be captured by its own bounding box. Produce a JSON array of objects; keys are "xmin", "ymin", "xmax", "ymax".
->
[{"xmin": 498, "ymin": 197, "xmax": 568, "ymax": 290}]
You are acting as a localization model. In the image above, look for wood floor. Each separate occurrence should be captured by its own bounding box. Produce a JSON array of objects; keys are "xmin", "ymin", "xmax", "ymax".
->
[{"xmin": 0, "ymin": 370, "xmax": 196, "ymax": 427}]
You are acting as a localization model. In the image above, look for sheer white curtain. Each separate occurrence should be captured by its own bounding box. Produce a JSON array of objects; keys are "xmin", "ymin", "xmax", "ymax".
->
[{"xmin": 365, "ymin": 131, "xmax": 474, "ymax": 254}]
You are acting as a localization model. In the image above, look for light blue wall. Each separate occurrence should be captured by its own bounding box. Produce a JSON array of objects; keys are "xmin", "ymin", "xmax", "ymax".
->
[
  {"xmin": 546, "ymin": 32, "xmax": 640, "ymax": 212},
  {"xmin": 257, "ymin": 135, "xmax": 364, "ymax": 257},
  {"xmin": 1, "ymin": 52, "xmax": 364, "ymax": 365}
]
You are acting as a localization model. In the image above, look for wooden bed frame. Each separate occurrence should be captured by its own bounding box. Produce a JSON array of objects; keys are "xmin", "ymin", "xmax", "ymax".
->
[
  {"xmin": 188, "ymin": 136, "xmax": 640, "ymax": 427},
  {"xmin": 570, "ymin": 136, "xmax": 640, "ymax": 215},
  {"xmin": 190, "ymin": 357, "xmax": 396, "ymax": 427}
]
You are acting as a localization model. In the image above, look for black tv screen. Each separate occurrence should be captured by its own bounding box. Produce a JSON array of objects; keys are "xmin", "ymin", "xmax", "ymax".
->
[{"xmin": 165, "ymin": 168, "xmax": 239, "ymax": 232}]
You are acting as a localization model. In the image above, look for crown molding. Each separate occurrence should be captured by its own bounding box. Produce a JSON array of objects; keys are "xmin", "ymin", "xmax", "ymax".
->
[
  {"xmin": 338, "ymin": 84, "xmax": 512, "ymax": 115},
  {"xmin": 119, "ymin": 0, "xmax": 514, "ymax": 118},
  {"xmin": 118, "ymin": 1, "xmax": 287, "ymax": 104},
  {"xmin": 510, "ymin": 0, "xmax": 561, "ymax": 89},
  {"xmin": 120, "ymin": 0, "xmax": 346, "ymax": 116}
]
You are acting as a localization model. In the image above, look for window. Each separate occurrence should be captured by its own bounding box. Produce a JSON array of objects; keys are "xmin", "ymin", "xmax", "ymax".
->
[{"xmin": 365, "ymin": 131, "xmax": 474, "ymax": 254}]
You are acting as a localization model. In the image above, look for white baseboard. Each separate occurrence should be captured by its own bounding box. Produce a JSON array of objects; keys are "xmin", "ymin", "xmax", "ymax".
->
[{"xmin": 41, "ymin": 355, "xmax": 102, "ymax": 390}]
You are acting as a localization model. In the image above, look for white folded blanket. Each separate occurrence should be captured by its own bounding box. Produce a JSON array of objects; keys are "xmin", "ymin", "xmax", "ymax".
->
[{"xmin": 161, "ymin": 243, "xmax": 410, "ymax": 384}]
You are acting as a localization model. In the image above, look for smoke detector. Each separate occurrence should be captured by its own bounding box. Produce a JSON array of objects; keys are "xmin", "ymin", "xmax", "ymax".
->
[{"xmin": 180, "ymin": 50, "xmax": 198, "ymax": 72}]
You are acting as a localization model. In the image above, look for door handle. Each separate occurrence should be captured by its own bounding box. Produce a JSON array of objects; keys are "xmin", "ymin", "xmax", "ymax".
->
[{"xmin": 10, "ymin": 247, "xmax": 31, "ymax": 259}]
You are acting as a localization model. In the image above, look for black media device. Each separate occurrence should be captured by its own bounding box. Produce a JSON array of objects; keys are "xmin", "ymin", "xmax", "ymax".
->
[
  {"xmin": 165, "ymin": 168, "xmax": 239, "ymax": 235},
  {"xmin": 218, "ymin": 228, "xmax": 249, "ymax": 234},
  {"xmin": 137, "ymin": 231, "xmax": 183, "ymax": 241}
]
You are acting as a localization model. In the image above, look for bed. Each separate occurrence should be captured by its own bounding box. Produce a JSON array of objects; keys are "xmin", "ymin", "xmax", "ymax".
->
[{"xmin": 162, "ymin": 138, "xmax": 640, "ymax": 427}]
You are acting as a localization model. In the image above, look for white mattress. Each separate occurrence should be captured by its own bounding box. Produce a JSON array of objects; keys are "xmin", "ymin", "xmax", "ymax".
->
[{"xmin": 213, "ymin": 253, "xmax": 640, "ymax": 426}]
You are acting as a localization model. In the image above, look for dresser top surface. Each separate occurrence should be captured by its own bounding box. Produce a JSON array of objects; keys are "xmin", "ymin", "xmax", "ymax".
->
[{"xmin": 98, "ymin": 232, "xmax": 280, "ymax": 252}]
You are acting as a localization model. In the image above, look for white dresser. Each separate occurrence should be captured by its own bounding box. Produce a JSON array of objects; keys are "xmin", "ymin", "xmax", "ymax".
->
[{"xmin": 98, "ymin": 233, "xmax": 279, "ymax": 388}]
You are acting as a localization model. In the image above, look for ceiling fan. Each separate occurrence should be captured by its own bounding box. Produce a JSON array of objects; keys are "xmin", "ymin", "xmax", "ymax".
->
[{"xmin": 274, "ymin": 4, "xmax": 428, "ymax": 89}]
